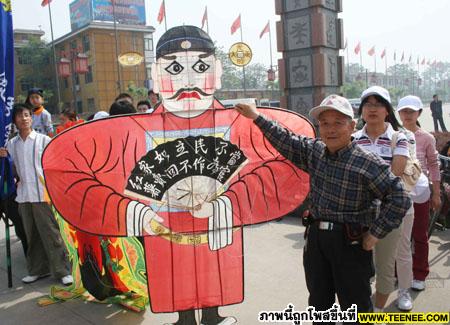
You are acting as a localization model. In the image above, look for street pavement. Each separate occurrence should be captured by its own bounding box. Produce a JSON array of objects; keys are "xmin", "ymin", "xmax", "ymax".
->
[{"xmin": 0, "ymin": 215, "xmax": 449, "ymax": 325}]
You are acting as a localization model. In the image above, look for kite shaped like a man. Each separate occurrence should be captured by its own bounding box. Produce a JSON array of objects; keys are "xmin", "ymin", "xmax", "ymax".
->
[{"xmin": 43, "ymin": 26, "xmax": 314, "ymax": 325}]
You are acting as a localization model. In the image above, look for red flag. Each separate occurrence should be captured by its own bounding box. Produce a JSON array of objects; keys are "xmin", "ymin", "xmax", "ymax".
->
[
  {"xmin": 368, "ymin": 46, "xmax": 375, "ymax": 56},
  {"xmin": 259, "ymin": 21, "xmax": 270, "ymax": 39},
  {"xmin": 157, "ymin": 0, "xmax": 165, "ymax": 24},
  {"xmin": 41, "ymin": 0, "xmax": 52, "ymax": 6},
  {"xmin": 354, "ymin": 41, "xmax": 361, "ymax": 55},
  {"xmin": 401, "ymin": 51, "xmax": 404, "ymax": 62},
  {"xmin": 421, "ymin": 58, "xmax": 425, "ymax": 65},
  {"xmin": 201, "ymin": 6, "xmax": 208, "ymax": 29},
  {"xmin": 231, "ymin": 14, "xmax": 241, "ymax": 35},
  {"xmin": 380, "ymin": 48, "xmax": 386, "ymax": 59}
]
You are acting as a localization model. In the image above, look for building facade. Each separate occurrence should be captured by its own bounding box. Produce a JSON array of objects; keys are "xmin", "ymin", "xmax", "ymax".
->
[{"xmin": 53, "ymin": 21, "xmax": 155, "ymax": 114}]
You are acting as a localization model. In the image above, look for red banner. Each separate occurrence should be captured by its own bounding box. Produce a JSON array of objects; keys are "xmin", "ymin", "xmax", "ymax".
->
[{"xmin": 231, "ymin": 14, "xmax": 241, "ymax": 35}]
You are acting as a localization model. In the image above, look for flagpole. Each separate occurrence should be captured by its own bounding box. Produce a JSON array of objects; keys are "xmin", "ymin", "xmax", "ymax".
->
[
  {"xmin": 359, "ymin": 49, "xmax": 363, "ymax": 73},
  {"xmin": 111, "ymin": 0, "xmax": 122, "ymax": 92},
  {"xmin": 346, "ymin": 39, "xmax": 349, "ymax": 81},
  {"xmin": 206, "ymin": 6, "xmax": 209, "ymax": 35},
  {"xmin": 240, "ymin": 16, "xmax": 246, "ymax": 97},
  {"xmin": 268, "ymin": 20, "xmax": 274, "ymax": 100},
  {"xmin": 374, "ymin": 54, "xmax": 376, "ymax": 74},
  {"xmin": 384, "ymin": 51, "xmax": 387, "ymax": 88},
  {"xmin": 394, "ymin": 52, "xmax": 397, "ymax": 89},
  {"xmin": 47, "ymin": 1, "xmax": 61, "ymax": 108},
  {"xmin": 164, "ymin": 0, "xmax": 167, "ymax": 32}
]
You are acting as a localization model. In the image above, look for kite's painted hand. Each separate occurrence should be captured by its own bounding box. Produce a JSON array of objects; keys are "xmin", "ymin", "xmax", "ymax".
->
[
  {"xmin": 126, "ymin": 201, "xmax": 164, "ymax": 236},
  {"xmin": 192, "ymin": 197, "xmax": 234, "ymax": 250},
  {"xmin": 143, "ymin": 209, "xmax": 164, "ymax": 236},
  {"xmin": 235, "ymin": 103, "xmax": 260, "ymax": 120},
  {"xmin": 191, "ymin": 202, "xmax": 214, "ymax": 219}
]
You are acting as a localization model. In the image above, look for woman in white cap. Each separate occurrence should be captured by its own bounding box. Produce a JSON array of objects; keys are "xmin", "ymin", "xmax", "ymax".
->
[
  {"xmin": 397, "ymin": 95, "xmax": 441, "ymax": 292},
  {"xmin": 353, "ymin": 86, "xmax": 415, "ymax": 311}
]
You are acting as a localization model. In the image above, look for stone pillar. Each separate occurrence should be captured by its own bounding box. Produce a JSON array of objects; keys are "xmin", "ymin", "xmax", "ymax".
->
[{"xmin": 276, "ymin": 0, "xmax": 344, "ymax": 117}]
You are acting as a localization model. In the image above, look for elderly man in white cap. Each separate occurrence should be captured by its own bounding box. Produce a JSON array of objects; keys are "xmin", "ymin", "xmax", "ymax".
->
[{"xmin": 235, "ymin": 95, "xmax": 411, "ymax": 319}]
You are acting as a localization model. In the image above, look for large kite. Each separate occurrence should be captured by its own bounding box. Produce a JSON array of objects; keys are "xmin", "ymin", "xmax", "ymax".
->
[{"xmin": 42, "ymin": 25, "xmax": 314, "ymax": 325}]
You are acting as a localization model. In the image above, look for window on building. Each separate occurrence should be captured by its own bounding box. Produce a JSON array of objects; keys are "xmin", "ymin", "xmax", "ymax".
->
[
  {"xmin": 85, "ymin": 66, "xmax": 93, "ymax": 84},
  {"xmin": 87, "ymin": 98, "xmax": 95, "ymax": 111},
  {"xmin": 64, "ymin": 78, "xmax": 69, "ymax": 89},
  {"xmin": 82, "ymin": 34, "xmax": 90, "ymax": 52},
  {"xmin": 76, "ymin": 100, "xmax": 83, "ymax": 113},
  {"xmin": 71, "ymin": 40, "xmax": 78, "ymax": 50},
  {"xmin": 144, "ymin": 38, "xmax": 153, "ymax": 51},
  {"xmin": 20, "ymin": 78, "xmax": 32, "ymax": 92},
  {"xmin": 75, "ymin": 74, "xmax": 80, "ymax": 85}
]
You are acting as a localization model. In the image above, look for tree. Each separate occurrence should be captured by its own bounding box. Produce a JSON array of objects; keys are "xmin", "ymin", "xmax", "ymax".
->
[
  {"xmin": 16, "ymin": 38, "xmax": 55, "ymax": 102},
  {"xmin": 126, "ymin": 82, "xmax": 148, "ymax": 102},
  {"xmin": 215, "ymin": 46, "xmax": 271, "ymax": 90},
  {"xmin": 341, "ymin": 80, "xmax": 365, "ymax": 98}
]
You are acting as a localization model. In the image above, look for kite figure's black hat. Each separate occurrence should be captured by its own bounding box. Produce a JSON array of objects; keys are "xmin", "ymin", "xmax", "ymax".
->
[{"xmin": 156, "ymin": 25, "xmax": 215, "ymax": 59}]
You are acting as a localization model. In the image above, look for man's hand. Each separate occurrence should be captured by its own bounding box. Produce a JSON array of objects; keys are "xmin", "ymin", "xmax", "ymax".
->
[
  {"xmin": 235, "ymin": 103, "xmax": 260, "ymax": 120},
  {"xmin": 142, "ymin": 209, "xmax": 164, "ymax": 235},
  {"xmin": 431, "ymin": 192, "xmax": 441, "ymax": 211},
  {"xmin": 0, "ymin": 147, "xmax": 8, "ymax": 158},
  {"xmin": 362, "ymin": 232, "xmax": 379, "ymax": 251}
]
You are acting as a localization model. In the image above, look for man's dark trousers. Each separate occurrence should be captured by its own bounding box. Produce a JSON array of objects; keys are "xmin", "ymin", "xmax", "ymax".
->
[{"xmin": 303, "ymin": 222, "xmax": 374, "ymax": 325}]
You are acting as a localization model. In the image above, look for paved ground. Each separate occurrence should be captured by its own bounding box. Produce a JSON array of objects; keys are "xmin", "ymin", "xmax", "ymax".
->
[{"xmin": 0, "ymin": 215, "xmax": 449, "ymax": 325}]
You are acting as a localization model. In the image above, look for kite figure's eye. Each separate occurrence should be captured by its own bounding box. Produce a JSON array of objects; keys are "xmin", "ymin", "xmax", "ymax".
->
[
  {"xmin": 192, "ymin": 60, "xmax": 210, "ymax": 73},
  {"xmin": 165, "ymin": 61, "xmax": 184, "ymax": 75}
]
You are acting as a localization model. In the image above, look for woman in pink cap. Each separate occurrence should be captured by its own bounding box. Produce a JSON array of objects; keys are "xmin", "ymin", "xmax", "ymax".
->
[{"xmin": 397, "ymin": 95, "xmax": 441, "ymax": 292}]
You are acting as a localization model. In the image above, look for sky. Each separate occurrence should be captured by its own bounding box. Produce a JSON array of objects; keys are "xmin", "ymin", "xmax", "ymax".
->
[{"xmin": 10, "ymin": 0, "xmax": 450, "ymax": 72}]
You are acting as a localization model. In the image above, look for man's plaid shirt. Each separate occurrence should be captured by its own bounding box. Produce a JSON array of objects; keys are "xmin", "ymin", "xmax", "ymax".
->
[{"xmin": 254, "ymin": 115, "xmax": 411, "ymax": 238}]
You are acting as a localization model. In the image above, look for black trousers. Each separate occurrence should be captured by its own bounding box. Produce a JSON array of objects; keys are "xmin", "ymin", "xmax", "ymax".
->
[
  {"xmin": 433, "ymin": 115, "xmax": 447, "ymax": 132},
  {"xmin": 303, "ymin": 223, "xmax": 374, "ymax": 324}
]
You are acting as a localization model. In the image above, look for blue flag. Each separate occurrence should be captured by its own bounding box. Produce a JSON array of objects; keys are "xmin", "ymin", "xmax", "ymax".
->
[{"xmin": 0, "ymin": 0, "xmax": 16, "ymax": 198}]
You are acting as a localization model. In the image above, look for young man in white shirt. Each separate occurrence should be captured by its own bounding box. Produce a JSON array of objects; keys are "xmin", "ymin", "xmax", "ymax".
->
[{"xmin": 0, "ymin": 103, "xmax": 72, "ymax": 285}]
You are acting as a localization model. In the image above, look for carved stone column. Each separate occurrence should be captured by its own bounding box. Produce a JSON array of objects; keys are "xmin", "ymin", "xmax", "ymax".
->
[{"xmin": 276, "ymin": 0, "xmax": 344, "ymax": 118}]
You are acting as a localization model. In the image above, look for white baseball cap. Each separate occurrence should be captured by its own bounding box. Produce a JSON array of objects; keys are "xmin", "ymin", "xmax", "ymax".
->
[
  {"xmin": 93, "ymin": 111, "xmax": 110, "ymax": 120},
  {"xmin": 361, "ymin": 86, "xmax": 391, "ymax": 103},
  {"xmin": 397, "ymin": 95, "xmax": 423, "ymax": 112},
  {"xmin": 309, "ymin": 94, "xmax": 354, "ymax": 120}
]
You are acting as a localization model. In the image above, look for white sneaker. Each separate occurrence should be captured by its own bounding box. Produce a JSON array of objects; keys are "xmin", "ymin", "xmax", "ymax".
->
[
  {"xmin": 397, "ymin": 289, "xmax": 413, "ymax": 311},
  {"xmin": 22, "ymin": 273, "xmax": 50, "ymax": 284},
  {"xmin": 411, "ymin": 279, "xmax": 425, "ymax": 291},
  {"xmin": 61, "ymin": 275, "xmax": 73, "ymax": 286}
]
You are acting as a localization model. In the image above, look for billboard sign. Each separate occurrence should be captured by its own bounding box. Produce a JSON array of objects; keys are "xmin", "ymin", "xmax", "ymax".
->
[
  {"xmin": 70, "ymin": 0, "xmax": 92, "ymax": 31},
  {"xmin": 70, "ymin": 0, "xmax": 146, "ymax": 31},
  {"xmin": 92, "ymin": 0, "xmax": 146, "ymax": 25}
]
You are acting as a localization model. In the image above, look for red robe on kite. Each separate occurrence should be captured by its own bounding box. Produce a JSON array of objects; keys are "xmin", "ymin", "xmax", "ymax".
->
[{"xmin": 42, "ymin": 25, "xmax": 314, "ymax": 325}]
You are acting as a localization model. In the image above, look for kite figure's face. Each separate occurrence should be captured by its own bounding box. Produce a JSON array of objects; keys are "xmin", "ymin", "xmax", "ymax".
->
[{"xmin": 152, "ymin": 51, "xmax": 222, "ymax": 117}]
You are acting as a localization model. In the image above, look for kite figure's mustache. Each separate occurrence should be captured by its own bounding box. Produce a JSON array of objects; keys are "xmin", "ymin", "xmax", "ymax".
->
[{"xmin": 167, "ymin": 87, "xmax": 212, "ymax": 100}]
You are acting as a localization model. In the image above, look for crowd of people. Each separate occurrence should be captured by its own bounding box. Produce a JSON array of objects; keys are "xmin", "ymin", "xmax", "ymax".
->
[
  {"xmin": 0, "ymin": 80, "xmax": 444, "ymax": 319},
  {"xmin": 0, "ymin": 87, "xmax": 159, "ymax": 286},
  {"xmin": 236, "ymin": 87, "xmax": 442, "ymax": 315}
]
